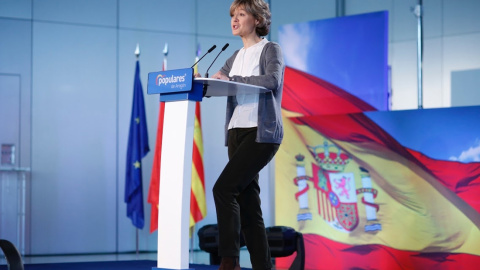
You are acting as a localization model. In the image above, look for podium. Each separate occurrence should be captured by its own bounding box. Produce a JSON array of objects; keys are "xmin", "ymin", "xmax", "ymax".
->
[{"xmin": 147, "ymin": 68, "xmax": 268, "ymax": 270}]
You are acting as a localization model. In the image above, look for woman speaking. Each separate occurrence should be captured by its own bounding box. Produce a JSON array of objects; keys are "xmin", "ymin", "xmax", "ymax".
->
[{"xmin": 209, "ymin": 0, "xmax": 285, "ymax": 269}]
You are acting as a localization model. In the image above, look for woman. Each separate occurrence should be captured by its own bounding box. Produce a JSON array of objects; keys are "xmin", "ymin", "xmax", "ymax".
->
[{"xmin": 210, "ymin": 0, "xmax": 285, "ymax": 269}]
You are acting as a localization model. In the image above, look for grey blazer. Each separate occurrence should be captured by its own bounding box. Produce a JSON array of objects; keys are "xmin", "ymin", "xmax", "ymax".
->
[{"xmin": 220, "ymin": 41, "xmax": 285, "ymax": 146}]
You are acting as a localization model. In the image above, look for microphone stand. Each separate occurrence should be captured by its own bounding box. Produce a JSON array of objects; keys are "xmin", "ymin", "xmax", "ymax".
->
[{"xmin": 203, "ymin": 43, "xmax": 229, "ymax": 96}]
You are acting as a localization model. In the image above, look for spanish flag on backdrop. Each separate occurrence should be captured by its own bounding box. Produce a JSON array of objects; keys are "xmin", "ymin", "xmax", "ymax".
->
[{"xmin": 275, "ymin": 67, "xmax": 480, "ymax": 269}]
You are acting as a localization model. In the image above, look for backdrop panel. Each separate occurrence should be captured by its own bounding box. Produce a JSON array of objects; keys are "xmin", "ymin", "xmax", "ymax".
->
[
  {"xmin": 278, "ymin": 11, "xmax": 388, "ymax": 111},
  {"xmin": 275, "ymin": 66, "xmax": 480, "ymax": 269},
  {"xmin": 275, "ymin": 11, "xmax": 480, "ymax": 269}
]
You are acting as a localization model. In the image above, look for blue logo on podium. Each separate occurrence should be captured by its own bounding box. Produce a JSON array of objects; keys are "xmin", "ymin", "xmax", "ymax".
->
[{"xmin": 147, "ymin": 68, "xmax": 193, "ymax": 94}]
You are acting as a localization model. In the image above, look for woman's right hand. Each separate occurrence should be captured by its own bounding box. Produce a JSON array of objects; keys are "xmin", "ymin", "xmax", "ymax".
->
[
  {"xmin": 211, "ymin": 71, "xmax": 229, "ymax": 81},
  {"xmin": 194, "ymin": 73, "xmax": 202, "ymax": 78}
]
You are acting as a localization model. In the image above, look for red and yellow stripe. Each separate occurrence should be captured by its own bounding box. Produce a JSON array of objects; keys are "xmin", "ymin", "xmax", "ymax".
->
[{"xmin": 190, "ymin": 102, "xmax": 207, "ymax": 226}]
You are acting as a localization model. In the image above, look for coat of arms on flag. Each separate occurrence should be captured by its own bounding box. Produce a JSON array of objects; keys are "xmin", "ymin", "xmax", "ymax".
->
[{"xmin": 292, "ymin": 139, "xmax": 381, "ymax": 234}]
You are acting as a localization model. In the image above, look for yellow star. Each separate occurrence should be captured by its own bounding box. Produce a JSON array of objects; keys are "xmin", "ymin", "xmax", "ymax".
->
[
  {"xmin": 133, "ymin": 161, "xmax": 141, "ymax": 169},
  {"xmin": 135, "ymin": 117, "xmax": 140, "ymax": 124}
]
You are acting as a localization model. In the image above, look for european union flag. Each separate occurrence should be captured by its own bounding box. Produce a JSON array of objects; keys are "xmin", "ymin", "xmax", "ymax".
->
[{"xmin": 125, "ymin": 60, "xmax": 149, "ymax": 229}]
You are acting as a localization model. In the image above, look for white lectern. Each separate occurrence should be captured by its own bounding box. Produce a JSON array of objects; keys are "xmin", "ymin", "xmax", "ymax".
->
[{"xmin": 147, "ymin": 69, "xmax": 267, "ymax": 270}]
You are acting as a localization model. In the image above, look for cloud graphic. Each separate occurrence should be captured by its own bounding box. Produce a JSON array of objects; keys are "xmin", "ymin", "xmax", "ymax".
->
[
  {"xmin": 449, "ymin": 139, "xmax": 480, "ymax": 162},
  {"xmin": 278, "ymin": 23, "xmax": 311, "ymax": 71}
]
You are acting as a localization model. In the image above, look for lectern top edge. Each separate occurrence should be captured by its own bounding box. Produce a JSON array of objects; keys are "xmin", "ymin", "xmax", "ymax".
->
[
  {"xmin": 147, "ymin": 68, "xmax": 270, "ymax": 102},
  {"xmin": 196, "ymin": 78, "xmax": 269, "ymax": 98}
]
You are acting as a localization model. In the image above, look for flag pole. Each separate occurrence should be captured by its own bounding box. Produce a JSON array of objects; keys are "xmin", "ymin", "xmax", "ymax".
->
[
  {"xmin": 135, "ymin": 43, "xmax": 140, "ymax": 259},
  {"xmin": 412, "ymin": 0, "xmax": 423, "ymax": 109},
  {"xmin": 190, "ymin": 226, "xmax": 194, "ymax": 264},
  {"xmin": 163, "ymin": 43, "xmax": 168, "ymax": 71},
  {"xmin": 136, "ymin": 229, "xmax": 139, "ymax": 258}
]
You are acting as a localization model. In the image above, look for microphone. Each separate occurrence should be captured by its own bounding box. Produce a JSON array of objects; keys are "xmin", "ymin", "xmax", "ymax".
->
[
  {"xmin": 191, "ymin": 45, "xmax": 216, "ymax": 68},
  {"xmin": 204, "ymin": 43, "xmax": 229, "ymax": 78},
  {"xmin": 203, "ymin": 43, "xmax": 229, "ymax": 97}
]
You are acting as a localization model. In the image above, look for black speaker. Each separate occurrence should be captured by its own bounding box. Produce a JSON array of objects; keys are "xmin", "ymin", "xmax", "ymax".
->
[
  {"xmin": 198, "ymin": 224, "xmax": 220, "ymax": 255},
  {"xmin": 197, "ymin": 224, "xmax": 246, "ymax": 265},
  {"xmin": 266, "ymin": 226, "xmax": 298, "ymax": 257},
  {"xmin": 266, "ymin": 226, "xmax": 305, "ymax": 270},
  {"xmin": 198, "ymin": 224, "xmax": 305, "ymax": 270},
  {"xmin": 0, "ymin": 239, "xmax": 24, "ymax": 270}
]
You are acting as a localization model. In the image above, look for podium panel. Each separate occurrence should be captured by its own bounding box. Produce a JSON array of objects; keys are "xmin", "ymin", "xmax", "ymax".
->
[
  {"xmin": 148, "ymin": 70, "xmax": 268, "ymax": 270},
  {"xmin": 155, "ymin": 100, "xmax": 195, "ymax": 270}
]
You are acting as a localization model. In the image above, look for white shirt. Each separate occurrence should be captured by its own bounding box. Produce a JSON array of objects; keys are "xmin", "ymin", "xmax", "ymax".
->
[{"xmin": 228, "ymin": 38, "xmax": 268, "ymax": 129}]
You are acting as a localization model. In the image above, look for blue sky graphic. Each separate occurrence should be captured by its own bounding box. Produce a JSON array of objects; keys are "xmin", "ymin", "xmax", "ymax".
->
[
  {"xmin": 279, "ymin": 12, "xmax": 479, "ymax": 163},
  {"xmin": 279, "ymin": 11, "xmax": 388, "ymax": 111},
  {"xmin": 366, "ymin": 106, "xmax": 480, "ymax": 163}
]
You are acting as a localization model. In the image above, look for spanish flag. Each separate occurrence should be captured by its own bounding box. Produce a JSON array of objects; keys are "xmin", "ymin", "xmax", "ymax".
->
[
  {"xmin": 147, "ymin": 52, "xmax": 167, "ymax": 233},
  {"xmin": 275, "ymin": 67, "xmax": 480, "ymax": 269},
  {"xmin": 147, "ymin": 101, "xmax": 165, "ymax": 232}
]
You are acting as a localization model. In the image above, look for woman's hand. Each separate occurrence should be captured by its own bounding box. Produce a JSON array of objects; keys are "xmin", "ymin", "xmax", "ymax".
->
[
  {"xmin": 194, "ymin": 73, "xmax": 202, "ymax": 78},
  {"xmin": 211, "ymin": 71, "xmax": 229, "ymax": 81}
]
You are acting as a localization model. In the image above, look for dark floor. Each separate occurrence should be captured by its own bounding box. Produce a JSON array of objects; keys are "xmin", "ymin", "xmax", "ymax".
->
[{"xmin": 0, "ymin": 252, "xmax": 255, "ymax": 270}]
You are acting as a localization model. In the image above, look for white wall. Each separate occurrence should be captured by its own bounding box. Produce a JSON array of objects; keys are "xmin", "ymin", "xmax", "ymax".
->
[{"xmin": 0, "ymin": 0, "xmax": 479, "ymax": 257}]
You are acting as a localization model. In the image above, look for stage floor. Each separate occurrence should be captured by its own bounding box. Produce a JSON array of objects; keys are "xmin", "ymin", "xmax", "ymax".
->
[
  {"xmin": 0, "ymin": 251, "xmax": 257, "ymax": 270},
  {"xmin": 0, "ymin": 260, "xmax": 252, "ymax": 270}
]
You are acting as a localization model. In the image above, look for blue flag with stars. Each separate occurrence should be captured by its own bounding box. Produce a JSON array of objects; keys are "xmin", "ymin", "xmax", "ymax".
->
[{"xmin": 125, "ymin": 60, "xmax": 149, "ymax": 229}]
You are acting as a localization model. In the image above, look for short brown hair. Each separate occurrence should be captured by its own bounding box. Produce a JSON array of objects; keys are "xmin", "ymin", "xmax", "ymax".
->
[{"xmin": 230, "ymin": 0, "xmax": 271, "ymax": 37}]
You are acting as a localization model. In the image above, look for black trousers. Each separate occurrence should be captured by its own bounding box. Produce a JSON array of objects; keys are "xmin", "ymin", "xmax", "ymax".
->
[{"xmin": 213, "ymin": 127, "xmax": 279, "ymax": 270}]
